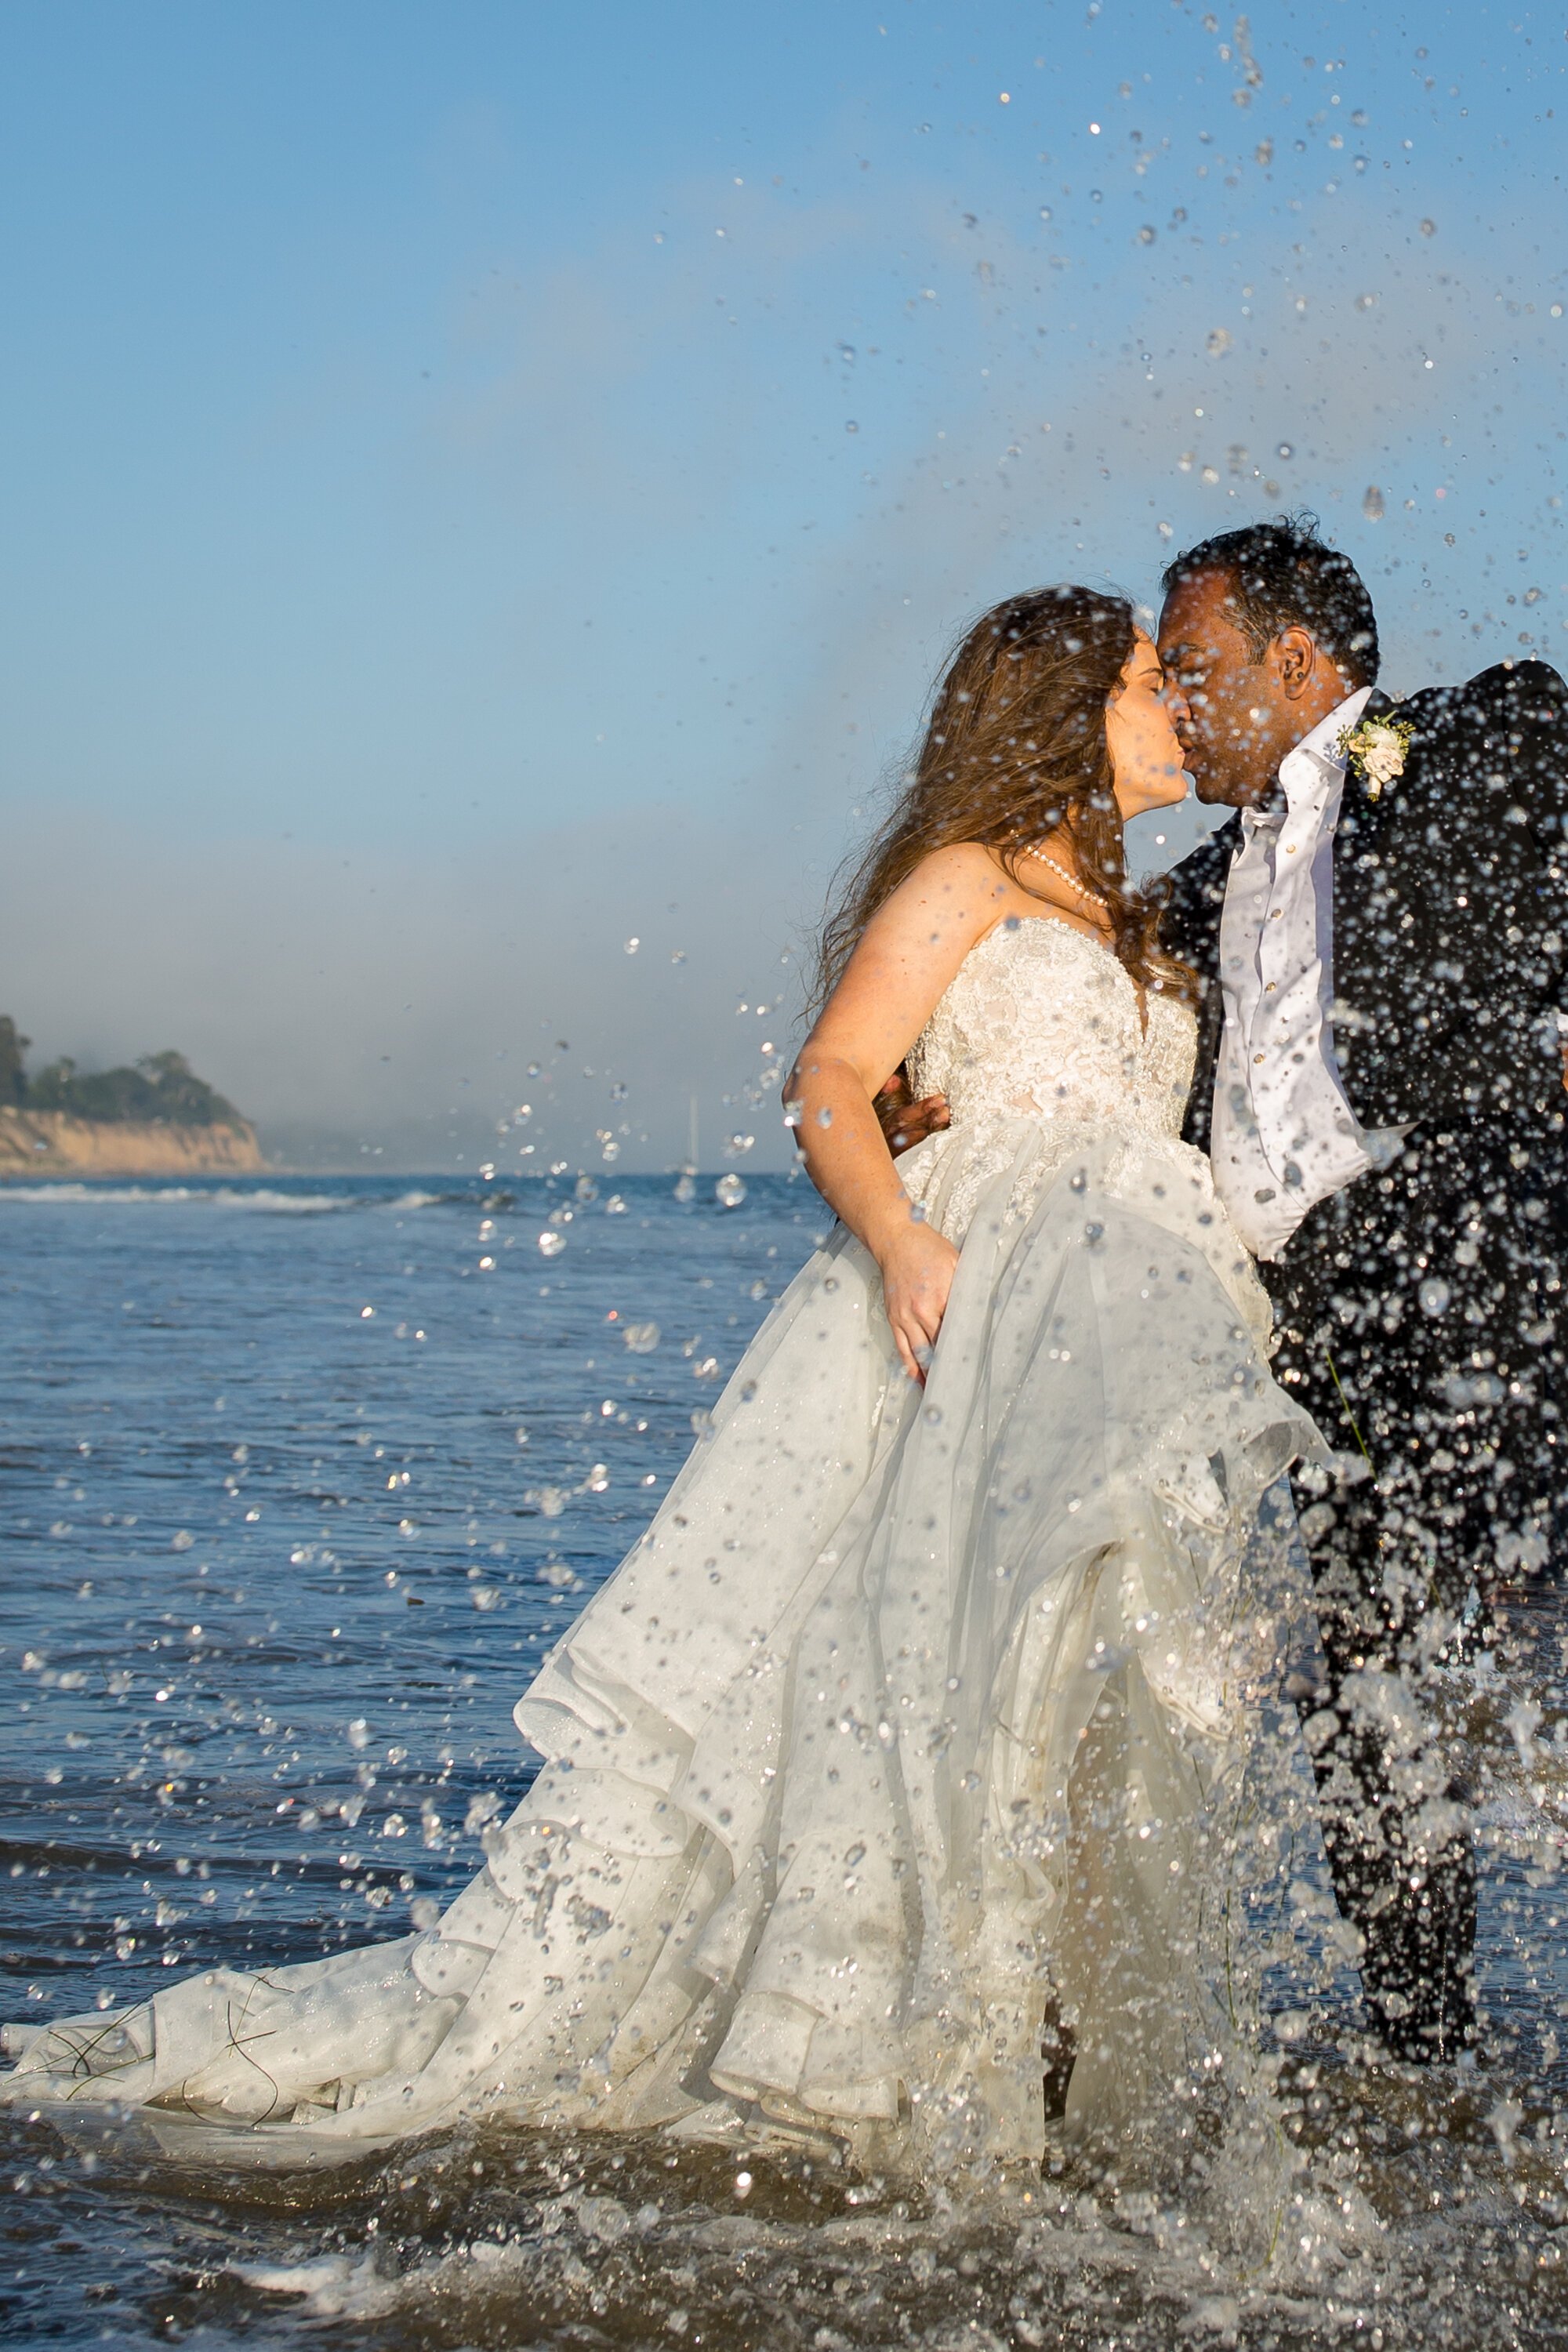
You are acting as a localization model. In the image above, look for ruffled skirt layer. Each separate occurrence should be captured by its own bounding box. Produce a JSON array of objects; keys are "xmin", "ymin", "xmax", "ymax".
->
[{"xmin": 2, "ymin": 1117, "xmax": 1320, "ymax": 2169}]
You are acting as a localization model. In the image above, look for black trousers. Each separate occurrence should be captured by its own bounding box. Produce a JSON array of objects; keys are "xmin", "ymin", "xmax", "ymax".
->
[{"xmin": 1266, "ymin": 1124, "xmax": 1567, "ymax": 2060}]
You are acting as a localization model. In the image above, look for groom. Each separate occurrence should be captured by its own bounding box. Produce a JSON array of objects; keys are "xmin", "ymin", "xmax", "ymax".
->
[{"xmin": 1156, "ymin": 517, "xmax": 1568, "ymax": 2062}]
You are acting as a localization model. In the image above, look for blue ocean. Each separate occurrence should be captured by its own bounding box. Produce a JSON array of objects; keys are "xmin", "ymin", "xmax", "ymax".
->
[{"xmin": 5, "ymin": 1169, "xmax": 1568, "ymax": 2347}]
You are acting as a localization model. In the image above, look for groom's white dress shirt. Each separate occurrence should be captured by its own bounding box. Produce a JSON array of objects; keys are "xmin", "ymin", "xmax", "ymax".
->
[{"xmin": 1210, "ymin": 686, "xmax": 1410, "ymax": 1262}]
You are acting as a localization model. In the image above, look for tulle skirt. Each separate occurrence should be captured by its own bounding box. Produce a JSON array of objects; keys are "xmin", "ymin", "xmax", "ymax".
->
[{"xmin": 2, "ymin": 1115, "xmax": 1321, "ymax": 2170}]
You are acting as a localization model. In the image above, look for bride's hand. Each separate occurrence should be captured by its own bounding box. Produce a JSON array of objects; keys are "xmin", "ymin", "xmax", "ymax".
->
[{"xmin": 877, "ymin": 1219, "xmax": 961, "ymax": 1383}]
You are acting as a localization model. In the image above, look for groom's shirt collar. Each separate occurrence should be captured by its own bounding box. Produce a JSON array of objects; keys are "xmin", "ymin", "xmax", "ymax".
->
[{"xmin": 1242, "ymin": 686, "xmax": 1371, "ymax": 840}]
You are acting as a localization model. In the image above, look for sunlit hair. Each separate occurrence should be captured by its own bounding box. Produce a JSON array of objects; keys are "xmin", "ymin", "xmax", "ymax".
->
[{"xmin": 811, "ymin": 586, "xmax": 1196, "ymax": 1020}]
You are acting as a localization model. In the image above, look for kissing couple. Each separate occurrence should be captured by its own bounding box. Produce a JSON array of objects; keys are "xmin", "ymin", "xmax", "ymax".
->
[{"xmin": 9, "ymin": 517, "xmax": 1568, "ymax": 2177}]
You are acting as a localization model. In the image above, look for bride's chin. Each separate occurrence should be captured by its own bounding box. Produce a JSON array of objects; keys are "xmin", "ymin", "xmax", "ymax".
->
[{"xmin": 1115, "ymin": 782, "xmax": 1191, "ymax": 821}]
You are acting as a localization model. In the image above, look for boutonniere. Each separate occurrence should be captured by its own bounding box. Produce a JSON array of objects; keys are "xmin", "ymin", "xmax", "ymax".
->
[{"xmin": 1339, "ymin": 712, "xmax": 1414, "ymax": 800}]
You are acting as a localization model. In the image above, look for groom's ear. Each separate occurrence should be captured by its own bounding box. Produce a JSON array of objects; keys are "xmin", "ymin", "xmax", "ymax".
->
[{"xmin": 1275, "ymin": 626, "xmax": 1318, "ymax": 699}]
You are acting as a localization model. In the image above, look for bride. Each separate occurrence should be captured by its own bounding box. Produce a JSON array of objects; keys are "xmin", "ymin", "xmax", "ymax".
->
[{"xmin": 3, "ymin": 588, "xmax": 1320, "ymax": 2170}]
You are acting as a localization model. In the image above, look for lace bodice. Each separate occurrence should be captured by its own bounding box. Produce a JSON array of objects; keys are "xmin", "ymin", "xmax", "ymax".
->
[{"xmin": 906, "ymin": 918, "xmax": 1196, "ymax": 1138}]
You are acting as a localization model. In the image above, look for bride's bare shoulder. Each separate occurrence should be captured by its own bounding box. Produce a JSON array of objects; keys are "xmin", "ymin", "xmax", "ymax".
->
[{"xmin": 877, "ymin": 843, "xmax": 1011, "ymax": 927}]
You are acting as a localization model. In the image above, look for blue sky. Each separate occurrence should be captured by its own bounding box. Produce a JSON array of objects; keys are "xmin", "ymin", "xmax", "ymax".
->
[{"xmin": 2, "ymin": 2, "xmax": 1565, "ymax": 1167}]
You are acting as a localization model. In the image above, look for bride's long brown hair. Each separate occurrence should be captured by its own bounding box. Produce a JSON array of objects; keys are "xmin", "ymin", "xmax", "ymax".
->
[{"xmin": 811, "ymin": 586, "xmax": 1195, "ymax": 1018}]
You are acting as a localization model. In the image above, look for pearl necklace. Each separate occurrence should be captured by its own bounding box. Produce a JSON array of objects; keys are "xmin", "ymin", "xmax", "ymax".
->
[{"xmin": 1019, "ymin": 840, "xmax": 1112, "ymax": 915}]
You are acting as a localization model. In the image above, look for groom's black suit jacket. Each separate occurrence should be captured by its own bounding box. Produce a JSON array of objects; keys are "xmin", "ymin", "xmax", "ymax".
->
[
  {"xmin": 1162, "ymin": 659, "xmax": 1568, "ymax": 1169},
  {"xmin": 1161, "ymin": 656, "xmax": 1568, "ymax": 1628}
]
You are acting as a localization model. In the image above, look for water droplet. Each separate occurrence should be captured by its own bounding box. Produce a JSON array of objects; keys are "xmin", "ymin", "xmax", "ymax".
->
[
  {"xmin": 715, "ymin": 1174, "xmax": 746, "ymax": 1207},
  {"xmin": 538, "ymin": 1231, "xmax": 568, "ymax": 1258},
  {"xmin": 622, "ymin": 1321, "xmax": 660, "ymax": 1353},
  {"xmin": 1363, "ymin": 485, "xmax": 1385, "ymax": 521}
]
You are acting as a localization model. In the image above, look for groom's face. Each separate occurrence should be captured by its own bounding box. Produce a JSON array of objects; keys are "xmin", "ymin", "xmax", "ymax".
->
[{"xmin": 1156, "ymin": 569, "xmax": 1302, "ymax": 808}]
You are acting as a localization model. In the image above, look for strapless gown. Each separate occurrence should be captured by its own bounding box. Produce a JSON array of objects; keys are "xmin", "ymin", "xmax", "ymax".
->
[{"xmin": 2, "ymin": 920, "xmax": 1322, "ymax": 2169}]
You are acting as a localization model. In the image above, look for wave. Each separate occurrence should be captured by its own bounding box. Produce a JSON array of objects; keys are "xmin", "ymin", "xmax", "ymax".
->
[
  {"xmin": 0, "ymin": 1181, "xmax": 477, "ymax": 1214},
  {"xmin": 0, "ymin": 1174, "xmax": 793, "ymax": 1213},
  {"xmin": 222, "ymin": 2162, "xmax": 1403, "ymax": 2339},
  {"xmin": 0, "ymin": 1184, "xmax": 354, "ymax": 1211}
]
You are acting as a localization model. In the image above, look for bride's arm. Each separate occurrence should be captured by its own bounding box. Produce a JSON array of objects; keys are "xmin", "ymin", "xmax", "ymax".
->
[{"xmin": 788, "ymin": 845, "xmax": 1004, "ymax": 1381}]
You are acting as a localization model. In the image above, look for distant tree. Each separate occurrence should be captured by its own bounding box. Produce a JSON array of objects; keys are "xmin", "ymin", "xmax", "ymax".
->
[
  {"xmin": 27, "ymin": 1058, "xmax": 85, "ymax": 1114},
  {"xmin": 136, "ymin": 1051, "xmax": 241, "ymax": 1126},
  {"xmin": 27, "ymin": 1048, "xmax": 244, "ymax": 1127},
  {"xmin": 0, "ymin": 1018, "xmax": 29, "ymax": 1107}
]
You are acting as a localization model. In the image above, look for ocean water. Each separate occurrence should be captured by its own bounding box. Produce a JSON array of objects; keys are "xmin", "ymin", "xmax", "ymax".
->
[{"xmin": 5, "ymin": 1168, "xmax": 1568, "ymax": 2350}]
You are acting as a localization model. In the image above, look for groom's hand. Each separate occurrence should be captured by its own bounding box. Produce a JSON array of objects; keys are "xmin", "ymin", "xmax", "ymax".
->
[{"xmin": 874, "ymin": 1067, "xmax": 951, "ymax": 1159}]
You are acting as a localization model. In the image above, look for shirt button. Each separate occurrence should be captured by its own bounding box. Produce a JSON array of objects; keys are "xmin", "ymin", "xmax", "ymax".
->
[
  {"xmin": 1269, "ymin": 909, "xmax": 1283, "ymax": 919},
  {"xmin": 1265, "ymin": 982, "xmax": 1276, "ymax": 992},
  {"xmin": 1254, "ymin": 1053, "xmax": 1266, "ymax": 1064}
]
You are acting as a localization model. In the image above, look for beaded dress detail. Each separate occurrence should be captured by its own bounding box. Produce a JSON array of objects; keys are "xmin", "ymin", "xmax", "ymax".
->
[
  {"xmin": 902, "ymin": 918, "xmax": 1269, "ymax": 1338},
  {"xmin": 908, "ymin": 916, "xmax": 1192, "ymax": 1137}
]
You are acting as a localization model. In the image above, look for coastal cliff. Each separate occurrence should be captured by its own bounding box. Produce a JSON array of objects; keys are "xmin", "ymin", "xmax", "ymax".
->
[
  {"xmin": 0, "ymin": 1017, "xmax": 264, "ymax": 1177},
  {"xmin": 0, "ymin": 1106, "xmax": 264, "ymax": 1176}
]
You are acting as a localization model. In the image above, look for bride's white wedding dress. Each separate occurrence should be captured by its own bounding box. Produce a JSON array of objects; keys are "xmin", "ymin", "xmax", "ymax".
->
[{"xmin": 3, "ymin": 919, "xmax": 1320, "ymax": 2170}]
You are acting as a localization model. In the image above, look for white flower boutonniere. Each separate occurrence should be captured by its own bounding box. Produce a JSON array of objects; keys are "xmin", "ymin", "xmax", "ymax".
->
[{"xmin": 1340, "ymin": 713, "xmax": 1414, "ymax": 800}]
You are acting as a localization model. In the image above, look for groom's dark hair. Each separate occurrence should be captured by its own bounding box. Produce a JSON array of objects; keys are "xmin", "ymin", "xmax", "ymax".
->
[{"xmin": 1163, "ymin": 514, "xmax": 1380, "ymax": 687}]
